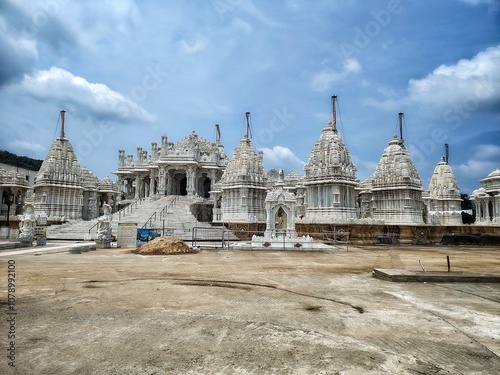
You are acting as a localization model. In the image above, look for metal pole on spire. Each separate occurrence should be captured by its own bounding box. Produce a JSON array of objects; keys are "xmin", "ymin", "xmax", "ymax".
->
[
  {"xmin": 215, "ymin": 124, "xmax": 221, "ymax": 142},
  {"xmin": 398, "ymin": 112, "xmax": 404, "ymax": 141},
  {"xmin": 245, "ymin": 112, "xmax": 252, "ymax": 139},
  {"xmin": 331, "ymin": 95, "xmax": 337, "ymax": 129},
  {"xmin": 60, "ymin": 110, "xmax": 66, "ymax": 139},
  {"xmin": 445, "ymin": 143, "xmax": 449, "ymax": 164}
]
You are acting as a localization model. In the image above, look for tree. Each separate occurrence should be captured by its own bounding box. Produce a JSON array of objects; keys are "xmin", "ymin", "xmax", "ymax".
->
[
  {"xmin": 461, "ymin": 193, "xmax": 476, "ymax": 224},
  {"xmin": 0, "ymin": 150, "xmax": 43, "ymax": 171}
]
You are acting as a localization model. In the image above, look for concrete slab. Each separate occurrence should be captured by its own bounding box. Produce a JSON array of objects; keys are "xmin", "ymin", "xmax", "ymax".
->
[{"xmin": 373, "ymin": 268, "xmax": 500, "ymax": 283}]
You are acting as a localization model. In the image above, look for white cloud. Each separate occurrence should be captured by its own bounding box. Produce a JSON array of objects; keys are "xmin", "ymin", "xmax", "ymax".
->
[
  {"xmin": 408, "ymin": 46, "xmax": 500, "ymax": 108},
  {"xmin": 13, "ymin": 67, "xmax": 155, "ymax": 123},
  {"xmin": 260, "ymin": 145, "xmax": 305, "ymax": 173},
  {"xmin": 178, "ymin": 39, "xmax": 206, "ymax": 54},
  {"xmin": 459, "ymin": 0, "xmax": 496, "ymax": 5},
  {"xmin": 9, "ymin": 140, "xmax": 46, "ymax": 154},
  {"xmin": 311, "ymin": 58, "xmax": 361, "ymax": 92},
  {"xmin": 455, "ymin": 144, "xmax": 500, "ymax": 179}
]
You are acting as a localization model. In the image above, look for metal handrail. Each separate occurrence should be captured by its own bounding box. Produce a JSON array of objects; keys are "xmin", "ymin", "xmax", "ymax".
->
[
  {"xmin": 142, "ymin": 195, "xmax": 178, "ymax": 228},
  {"xmin": 117, "ymin": 198, "xmax": 141, "ymax": 220}
]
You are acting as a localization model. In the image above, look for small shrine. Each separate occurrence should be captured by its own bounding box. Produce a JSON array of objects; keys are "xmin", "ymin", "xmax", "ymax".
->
[{"xmin": 250, "ymin": 170, "xmax": 315, "ymax": 249}]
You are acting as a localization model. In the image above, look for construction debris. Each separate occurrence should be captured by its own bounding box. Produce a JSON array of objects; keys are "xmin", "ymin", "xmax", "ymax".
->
[{"xmin": 132, "ymin": 236, "xmax": 198, "ymax": 255}]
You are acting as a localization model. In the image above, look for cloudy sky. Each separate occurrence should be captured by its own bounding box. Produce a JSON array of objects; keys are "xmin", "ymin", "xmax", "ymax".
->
[{"xmin": 0, "ymin": 0, "xmax": 499, "ymax": 193}]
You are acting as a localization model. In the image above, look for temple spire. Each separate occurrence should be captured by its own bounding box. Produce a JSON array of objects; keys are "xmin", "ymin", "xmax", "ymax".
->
[
  {"xmin": 60, "ymin": 110, "xmax": 66, "ymax": 139},
  {"xmin": 331, "ymin": 95, "xmax": 337, "ymax": 129}
]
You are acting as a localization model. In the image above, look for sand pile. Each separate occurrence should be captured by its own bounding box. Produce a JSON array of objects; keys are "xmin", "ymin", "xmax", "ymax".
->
[{"xmin": 133, "ymin": 236, "xmax": 198, "ymax": 255}]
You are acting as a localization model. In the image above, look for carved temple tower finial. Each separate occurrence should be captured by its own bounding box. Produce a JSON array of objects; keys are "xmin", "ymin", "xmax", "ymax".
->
[{"xmin": 60, "ymin": 110, "xmax": 66, "ymax": 139}]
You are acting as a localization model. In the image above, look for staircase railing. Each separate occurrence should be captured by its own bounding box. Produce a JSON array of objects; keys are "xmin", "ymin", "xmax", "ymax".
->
[
  {"xmin": 117, "ymin": 198, "xmax": 142, "ymax": 221},
  {"xmin": 142, "ymin": 195, "xmax": 179, "ymax": 228}
]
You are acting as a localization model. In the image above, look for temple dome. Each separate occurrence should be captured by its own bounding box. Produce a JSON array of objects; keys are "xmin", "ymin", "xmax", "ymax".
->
[
  {"xmin": 304, "ymin": 120, "xmax": 357, "ymax": 182},
  {"xmin": 219, "ymin": 135, "xmax": 266, "ymax": 186},
  {"xmin": 367, "ymin": 134, "xmax": 421, "ymax": 189},
  {"xmin": 486, "ymin": 169, "xmax": 500, "ymax": 178},
  {"xmin": 99, "ymin": 176, "xmax": 115, "ymax": 192},
  {"xmin": 80, "ymin": 166, "xmax": 99, "ymax": 190}
]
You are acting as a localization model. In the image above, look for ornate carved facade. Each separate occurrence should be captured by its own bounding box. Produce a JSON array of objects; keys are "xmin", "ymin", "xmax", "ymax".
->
[
  {"xmin": 302, "ymin": 118, "xmax": 358, "ymax": 223},
  {"xmin": 33, "ymin": 111, "xmax": 120, "ymax": 222},
  {"xmin": 211, "ymin": 134, "xmax": 267, "ymax": 223},
  {"xmin": 0, "ymin": 167, "xmax": 29, "ymax": 224},
  {"xmin": 422, "ymin": 157, "xmax": 462, "ymax": 225},
  {"xmin": 114, "ymin": 130, "xmax": 228, "ymax": 201},
  {"xmin": 358, "ymin": 134, "xmax": 424, "ymax": 224},
  {"xmin": 472, "ymin": 169, "xmax": 500, "ymax": 224}
]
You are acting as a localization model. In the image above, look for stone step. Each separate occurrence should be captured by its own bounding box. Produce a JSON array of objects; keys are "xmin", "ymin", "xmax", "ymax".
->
[{"xmin": 46, "ymin": 195, "xmax": 239, "ymax": 242}]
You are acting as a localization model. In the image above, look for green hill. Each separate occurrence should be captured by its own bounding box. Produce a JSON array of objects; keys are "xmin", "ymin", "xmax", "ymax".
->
[{"xmin": 0, "ymin": 150, "xmax": 43, "ymax": 171}]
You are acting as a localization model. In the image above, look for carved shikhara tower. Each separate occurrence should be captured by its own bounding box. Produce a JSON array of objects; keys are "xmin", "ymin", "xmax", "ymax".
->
[
  {"xmin": 358, "ymin": 121, "xmax": 424, "ymax": 225},
  {"xmin": 422, "ymin": 144, "xmax": 463, "ymax": 225},
  {"xmin": 34, "ymin": 111, "xmax": 84, "ymax": 220},
  {"xmin": 302, "ymin": 96, "xmax": 358, "ymax": 223},
  {"xmin": 212, "ymin": 119, "xmax": 267, "ymax": 223},
  {"xmin": 33, "ymin": 111, "xmax": 120, "ymax": 222}
]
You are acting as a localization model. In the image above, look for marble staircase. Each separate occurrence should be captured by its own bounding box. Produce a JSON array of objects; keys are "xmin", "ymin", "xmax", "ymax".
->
[{"xmin": 46, "ymin": 195, "xmax": 238, "ymax": 242}]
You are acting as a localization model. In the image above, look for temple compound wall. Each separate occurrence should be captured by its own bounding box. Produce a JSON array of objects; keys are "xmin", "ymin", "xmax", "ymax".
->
[{"xmin": 113, "ymin": 130, "xmax": 228, "ymax": 201}]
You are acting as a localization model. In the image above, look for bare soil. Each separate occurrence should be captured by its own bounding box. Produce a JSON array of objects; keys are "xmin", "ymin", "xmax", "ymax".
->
[
  {"xmin": 1, "ymin": 244, "xmax": 500, "ymax": 374},
  {"xmin": 133, "ymin": 236, "xmax": 198, "ymax": 255}
]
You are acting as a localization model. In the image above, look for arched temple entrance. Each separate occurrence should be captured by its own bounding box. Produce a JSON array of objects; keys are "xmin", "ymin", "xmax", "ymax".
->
[
  {"xmin": 172, "ymin": 172, "xmax": 187, "ymax": 195},
  {"xmin": 275, "ymin": 206, "xmax": 287, "ymax": 231},
  {"xmin": 202, "ymin": 177, "xmax": 211, "ymax": 198}
]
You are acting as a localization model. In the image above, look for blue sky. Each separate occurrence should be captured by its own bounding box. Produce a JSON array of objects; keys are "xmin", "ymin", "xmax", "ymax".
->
[{"xmin": 0, "ymin": 0, "xmax": 499, "ymax": 194}]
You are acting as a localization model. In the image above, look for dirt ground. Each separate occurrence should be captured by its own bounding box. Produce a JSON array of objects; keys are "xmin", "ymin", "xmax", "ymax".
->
[{"xmin": 1, "ymin": 243, "xmax": 500, "ymax": 374}]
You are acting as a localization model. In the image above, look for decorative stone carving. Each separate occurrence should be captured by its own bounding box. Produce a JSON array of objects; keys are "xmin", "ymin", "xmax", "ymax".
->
[
  {"xmin": 358, "ymin": 134, "xmax": 424, "ymax": 224},
  {"xmin": 17, "ymin": 203, "xmax": 36, "ymax": 245},
  {"xmin": 33, "ymin": 111, "xmax": 120, "ymax": 222},
  {"xmin": 114, "ymin": 129, "xmax": 227, "ymax": 199},
  {"xmin": 302, "ymin": 119, "xmax": 358, "ymax": 223},
  {"xmin": 471, "ymin": 169, "xmax": 500, "ymax": 224},
  {"xmin": 96, "ymin": 203, "xmax": 113, "ymax": 247},
  {"xmin": 213, "ymin": 134, "xmax": 267, "ymax": 223},
  {"xmin": 422, "ymin": 157, "xmax": 462, "ymax": 225}
]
